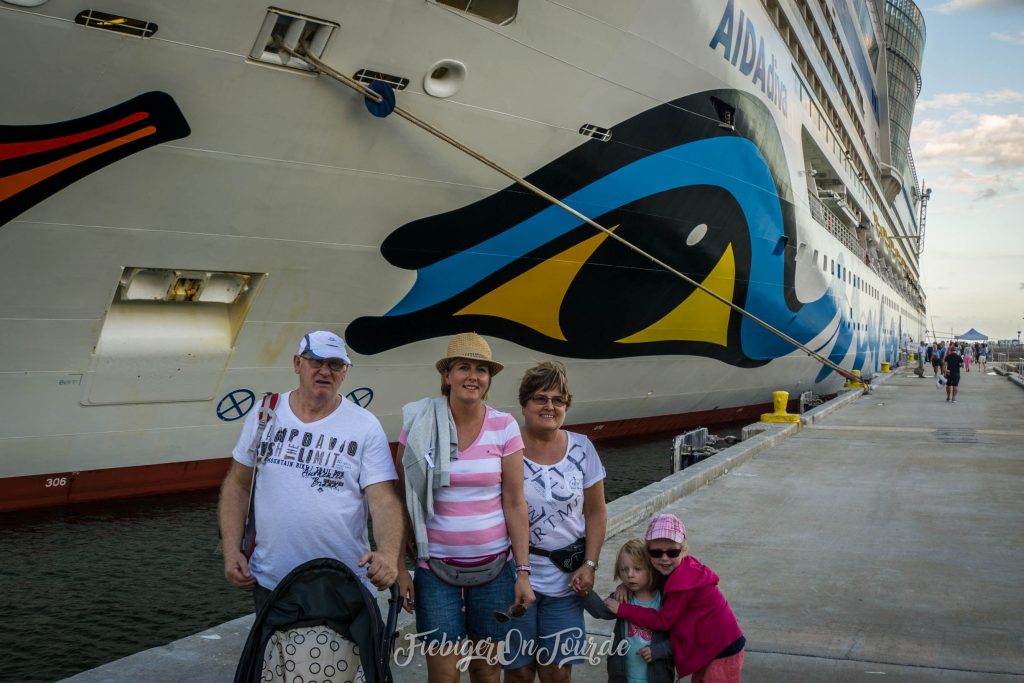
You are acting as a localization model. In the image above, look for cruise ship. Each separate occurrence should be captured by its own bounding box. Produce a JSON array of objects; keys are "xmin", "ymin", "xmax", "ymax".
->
[{"xmin": 0, "ymin": 0, "xmax": 929, "ymax": 511}]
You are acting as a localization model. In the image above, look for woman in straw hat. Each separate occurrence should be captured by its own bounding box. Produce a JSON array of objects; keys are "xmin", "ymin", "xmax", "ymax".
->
[
  {"xmin": 504, "ymin": 361, "xmax": 607, "ymax": 683},
  {"xmin": 396, "ymin": 332, "xmax": 535, "ymax": 683}
]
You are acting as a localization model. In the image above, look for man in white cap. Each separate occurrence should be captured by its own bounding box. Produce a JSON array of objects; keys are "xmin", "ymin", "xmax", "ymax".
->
[{"xmin": 219, "ymin": 331, "xmax": 404, "ymax": 608}]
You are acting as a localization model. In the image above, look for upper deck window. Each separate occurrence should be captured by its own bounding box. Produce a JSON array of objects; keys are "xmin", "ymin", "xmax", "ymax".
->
[{"xmin": 435, "ymin": 0, "xmax": 518, "ymax": 25}]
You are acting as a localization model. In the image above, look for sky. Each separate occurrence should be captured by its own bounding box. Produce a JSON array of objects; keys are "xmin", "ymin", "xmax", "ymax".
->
[{"xmin": 910, "ymin": 0, "xmax": 1024, "ymax": 342}]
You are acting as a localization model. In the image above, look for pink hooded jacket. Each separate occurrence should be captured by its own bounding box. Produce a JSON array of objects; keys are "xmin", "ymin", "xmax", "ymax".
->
[{"xmin": 616, "ymin": 555, "xmax": 743, "ymax": 677}]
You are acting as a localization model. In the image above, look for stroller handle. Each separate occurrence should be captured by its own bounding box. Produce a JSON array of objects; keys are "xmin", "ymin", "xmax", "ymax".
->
[{"xmin": 380, "ymin": 583, "xmax": 401, "ymax": 677}]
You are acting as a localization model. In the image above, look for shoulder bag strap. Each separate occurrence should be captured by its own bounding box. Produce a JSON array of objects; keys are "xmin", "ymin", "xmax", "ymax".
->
[{"xmin": 241, "ymin": 392, "xmax": 279, "ymax": 558}]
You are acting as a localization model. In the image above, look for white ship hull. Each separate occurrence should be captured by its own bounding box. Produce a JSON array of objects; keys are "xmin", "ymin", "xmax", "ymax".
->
[{"xmin": 0, "ymin": 0, "xmax": 927, "ymax": 509}]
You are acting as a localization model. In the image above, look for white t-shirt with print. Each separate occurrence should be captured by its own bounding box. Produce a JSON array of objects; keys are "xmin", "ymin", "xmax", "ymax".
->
[
  {"xmin": 524, "ymin": 431, "xmax": 606, "ymax": 596},
  {"xmin": 232, "ymin": 391, "xmax": 397, "ymax": 591}
]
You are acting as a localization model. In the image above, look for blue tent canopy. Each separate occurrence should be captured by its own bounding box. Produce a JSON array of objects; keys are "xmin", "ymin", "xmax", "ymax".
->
[{"xmin": 956, "ymin": 328, "xmax": 988, "ymax": 341}]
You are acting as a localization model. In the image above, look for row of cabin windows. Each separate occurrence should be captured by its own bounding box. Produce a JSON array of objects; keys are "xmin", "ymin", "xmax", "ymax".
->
[{"xmin": 812, "ymin": 248, "xmax": 889, "ymax": 303}]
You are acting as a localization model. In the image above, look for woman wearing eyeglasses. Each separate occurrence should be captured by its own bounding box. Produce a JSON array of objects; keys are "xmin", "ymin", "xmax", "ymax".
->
[{"xmin": 504, "ymin": 361, "xmax": 607, "ymax": 683}]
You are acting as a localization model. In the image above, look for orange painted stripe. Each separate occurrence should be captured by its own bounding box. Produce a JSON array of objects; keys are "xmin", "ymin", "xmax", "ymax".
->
[
  {"xmin": 0, "ymin": 126, "xmax": 155, "ymax": 203},
  {"xmin": 0, "ymin": 111, "xmax": 150, "ymax": 161}
]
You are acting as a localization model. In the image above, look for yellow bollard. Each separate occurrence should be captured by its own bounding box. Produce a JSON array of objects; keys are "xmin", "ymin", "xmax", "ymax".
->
[
  {"xmin": 908, "ymin": 354, "xmax": 915, "ymax": 362},
  {"xmin": 881, "ymin": 362, "xmax": 891, "ymax": 372},
  {"xmin": 760, "ymin": 390, "xmax": 801, "ymax": 423},
  {"xmin": 844, "ymin": 369, "xmax": 866, "ymax": 388}
]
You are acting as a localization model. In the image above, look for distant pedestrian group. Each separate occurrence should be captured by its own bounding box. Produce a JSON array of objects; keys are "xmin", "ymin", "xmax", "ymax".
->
[{"xmin": 928, "ymin": 340, "xmax": 992, "ymax": 404}]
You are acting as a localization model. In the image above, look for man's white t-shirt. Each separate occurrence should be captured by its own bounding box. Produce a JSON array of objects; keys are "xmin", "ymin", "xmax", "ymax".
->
[
  {"xmin": 523, "ymin": 431, "xmax": 606, "ymax": 596},
  {"xmin": 232, "ymin": 391, "xmax": 397, "ymax": 591}
]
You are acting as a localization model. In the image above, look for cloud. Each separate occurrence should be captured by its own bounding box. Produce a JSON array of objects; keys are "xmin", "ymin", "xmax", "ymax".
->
[
  {"xmin": 934, "ymin": 0, "xmax": 1021, "ymax": 14},
  {"xmin": 917, "ymin": 88, "xmax": 1024, "ymax": 111},
  {"xmin": 975, "ymin": 187, "xmax": 999, "ymax": 201},
  {"xmin": 1020, "ymin": 283, "xmax": 1024, "ymax": 290},
  {"xmin": 992, "ymin": 31, "xmax": 1024, "ymax": 45},
  {"xmin": 913, "ymin": 114, "xmax": 1024, "ymax": 169}
]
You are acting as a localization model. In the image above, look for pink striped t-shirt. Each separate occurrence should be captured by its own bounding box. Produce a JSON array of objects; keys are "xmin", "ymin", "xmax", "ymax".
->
[{"xmin": 400, "ymin": 405, "xmax": 524, "ymax": 560}]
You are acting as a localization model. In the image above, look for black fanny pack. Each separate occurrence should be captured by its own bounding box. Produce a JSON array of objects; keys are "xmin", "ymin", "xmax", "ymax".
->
[
  {"xmin": 529, "ymin": 537, "xmax": 586, "ymax": 573},
  {"xmin": 427, "ymin": 551, "xmax": 509, "ymax": 587}
]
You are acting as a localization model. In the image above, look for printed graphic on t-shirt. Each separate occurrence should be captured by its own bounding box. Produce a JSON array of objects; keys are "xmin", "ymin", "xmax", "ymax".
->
[
  {"xmin": 260, "ymin": 426, "xmax": 361, "ymax": 493},
  {"xmin": 525, "ymin": 443, "xmax": 588, "ymax": 546},
  {"xmin": 627, "ymin": 621, "xmax": 654, "ymax": 642}
]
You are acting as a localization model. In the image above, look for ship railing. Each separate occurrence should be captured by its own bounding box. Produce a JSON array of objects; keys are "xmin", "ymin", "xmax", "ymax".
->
[
  {"xmin": 808, "ymin": 191, "xmax": 865, "ymax": 259},
  {"xmin": 906, "ymin": 147, "xmax": 922, "ymax": 197}
]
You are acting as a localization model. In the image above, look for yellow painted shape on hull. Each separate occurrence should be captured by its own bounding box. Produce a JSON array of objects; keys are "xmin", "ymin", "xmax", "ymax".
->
[
  {"xmin": 616, "ymin": 244, "xmax": 735, "ymax": 346},
  {"xmin": 454, "ymin": 227, "xmax": 616, "ymax": 341}
]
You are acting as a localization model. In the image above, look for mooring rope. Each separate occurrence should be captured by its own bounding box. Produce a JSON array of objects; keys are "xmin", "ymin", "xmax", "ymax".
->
[{"xmin": 279, "ymin": 43, "xmax": 868, "ymax": 389}]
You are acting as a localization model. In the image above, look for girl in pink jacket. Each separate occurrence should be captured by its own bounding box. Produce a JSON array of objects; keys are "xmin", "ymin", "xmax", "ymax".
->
[{"xmin": 605, "ymin": 514, "xmax": 745, "ymax": 683}]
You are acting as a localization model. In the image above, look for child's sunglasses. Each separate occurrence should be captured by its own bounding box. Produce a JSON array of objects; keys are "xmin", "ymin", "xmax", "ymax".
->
[{"xmin": 648, "ymin": 548, "xmax": 683, "ymax": 559}]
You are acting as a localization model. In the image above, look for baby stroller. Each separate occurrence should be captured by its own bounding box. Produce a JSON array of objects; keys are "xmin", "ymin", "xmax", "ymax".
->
[{"xmin": 235, "ymin": 558, "xmax": 400, "ymax": 683}]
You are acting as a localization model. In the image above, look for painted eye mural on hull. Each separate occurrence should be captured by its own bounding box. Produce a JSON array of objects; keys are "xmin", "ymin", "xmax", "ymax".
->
[
  {"xmin": 0, "ymin": 92, "xmax": 190, "ymax": 228},
  {"xmin": 346, "ymin": 90, "xmax": 843, "ymax": 370}
]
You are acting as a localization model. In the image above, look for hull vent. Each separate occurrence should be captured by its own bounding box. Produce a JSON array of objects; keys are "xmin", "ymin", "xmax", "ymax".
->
[
  {"xmin": 353, "ymin": 69, "xmax": 410, "ymax": 91},
  {"xmin": 579, "ymin": 124, "xmax": 612, "ymax": 142},
  {"xmin": 75, "ymin": 10, "xmax": 157, "ymax": 38}
]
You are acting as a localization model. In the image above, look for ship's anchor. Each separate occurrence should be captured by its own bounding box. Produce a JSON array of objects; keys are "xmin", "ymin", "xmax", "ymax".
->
[{"xmin": 277, "ymin": 41, "xmax": 870, "ymax": 392}]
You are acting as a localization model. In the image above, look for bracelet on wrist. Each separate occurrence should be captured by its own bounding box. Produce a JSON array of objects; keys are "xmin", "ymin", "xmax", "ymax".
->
[{"xmin": 515, "ymin": 564, "xmax": 532, "ymax": 574}]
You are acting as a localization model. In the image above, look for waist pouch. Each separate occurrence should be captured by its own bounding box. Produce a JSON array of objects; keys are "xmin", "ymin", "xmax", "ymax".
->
[
  {"xmin": 529, "ymin": 537, "xmax": 586, "ymax": 573},
  {"xmin": 428, "ymin": 550, "xmax": 509, "ymax": 587}
]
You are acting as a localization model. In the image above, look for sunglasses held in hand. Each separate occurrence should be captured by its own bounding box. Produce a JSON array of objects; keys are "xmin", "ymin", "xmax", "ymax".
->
[{"xmin": 493, "ymin": 603, "xmax": 528, "ymax": 623}]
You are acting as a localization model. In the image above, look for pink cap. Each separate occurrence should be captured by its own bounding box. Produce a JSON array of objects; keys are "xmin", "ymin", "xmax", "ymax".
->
[{"xmin": 645, "ymin": 514, "xmax": 686, "ymax": 543}]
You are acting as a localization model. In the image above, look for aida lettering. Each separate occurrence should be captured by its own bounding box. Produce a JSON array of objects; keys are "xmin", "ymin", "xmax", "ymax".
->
[{"xmin": 709, "ymin": 0, "xmax": 788, "ymax": 116}]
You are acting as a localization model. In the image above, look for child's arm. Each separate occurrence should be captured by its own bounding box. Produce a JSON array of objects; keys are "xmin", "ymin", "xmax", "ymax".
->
[
  {"xmin": 579, "ymin": 591, "xmax": 617, "ymax": 620},
  {"xmin": 647, "ymin": 638, "xmax": 673, "ymax": 662},
  {"xmin": 614, "ymin": 589, "xmax": 688, "ymax": 631}
]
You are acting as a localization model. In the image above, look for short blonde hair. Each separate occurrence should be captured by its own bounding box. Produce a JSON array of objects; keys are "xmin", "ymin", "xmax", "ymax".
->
[{"xmin": 613, "ymin": 539, "xmax": 660, "ymax": 591}]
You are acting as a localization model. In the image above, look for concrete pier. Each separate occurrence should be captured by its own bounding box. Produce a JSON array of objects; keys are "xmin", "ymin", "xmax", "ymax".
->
[{"xmin": 64, "ymin": 366, "xmax": 1024, "ymax": 682}]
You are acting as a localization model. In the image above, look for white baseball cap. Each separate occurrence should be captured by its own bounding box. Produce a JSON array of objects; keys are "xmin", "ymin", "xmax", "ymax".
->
[{"xmin": 297, "ymin": 331, "xmax": 352, "ymax": 365}]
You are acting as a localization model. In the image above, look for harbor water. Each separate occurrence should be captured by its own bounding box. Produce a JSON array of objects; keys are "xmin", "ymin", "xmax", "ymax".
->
[{"xmin": 1, "ymin": 429, "xmax": 724, "ymax": 683}]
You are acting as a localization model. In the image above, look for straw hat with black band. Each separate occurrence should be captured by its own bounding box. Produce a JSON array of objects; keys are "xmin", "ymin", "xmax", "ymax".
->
[{"xmin": 436, "ymin": 332, "xmax": 504, "ymax": 376}]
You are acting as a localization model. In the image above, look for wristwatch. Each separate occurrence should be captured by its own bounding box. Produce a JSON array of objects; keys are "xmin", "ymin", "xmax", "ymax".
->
[{"xmin": 583, "ymin": 559, "xmax": 598, "ymax": 570}]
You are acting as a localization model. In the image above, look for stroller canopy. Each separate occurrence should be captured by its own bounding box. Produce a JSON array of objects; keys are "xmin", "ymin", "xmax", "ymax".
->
[{"xmin": 235, "ymin": 558, "xmax": 398, "ymax": 683}]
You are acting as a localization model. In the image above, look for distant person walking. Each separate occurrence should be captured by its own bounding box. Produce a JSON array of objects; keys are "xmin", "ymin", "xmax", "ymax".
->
[
  {"xmin": 917, "ymin": 341, "xmax": 927, "ymax": 376},
  {"xmin": 943, "ymin": 345, "xmax": 964, "ymax": 403},
  {"xmin": 963, "ymin": 344, "xmax": 974, "ymax": 372},
  {"xmin": 931, "ymin": 342, "xmax": 942, "ymax": 377},
  {"xmin": 978, "ymin": 343, "xmax": 988, "ymax": 372}
]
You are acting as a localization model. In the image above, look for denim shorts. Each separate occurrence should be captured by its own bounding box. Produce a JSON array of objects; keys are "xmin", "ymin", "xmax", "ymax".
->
[
  {"xmin": 502, "ymin": 592, "xmax": 586, "ymax": 669},
  {"xmin": 413, "ymin": 560, "xmax": 515, "ymax": 646}
]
